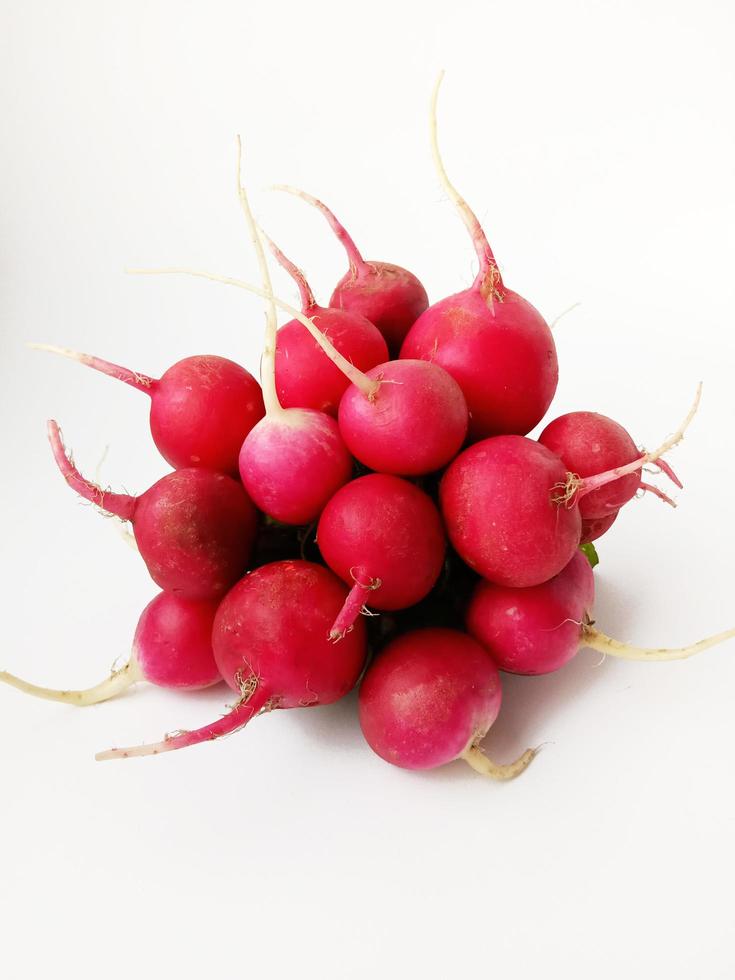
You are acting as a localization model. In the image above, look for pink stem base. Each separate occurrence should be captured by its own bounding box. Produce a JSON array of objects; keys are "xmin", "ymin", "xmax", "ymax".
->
[
  {"xmin": 329, "ymin": 575, "xmax": 381, "ymax": 641},
  {"xmin": 48, "ymin": 420, "xmax": 137, "ymax": 521}
]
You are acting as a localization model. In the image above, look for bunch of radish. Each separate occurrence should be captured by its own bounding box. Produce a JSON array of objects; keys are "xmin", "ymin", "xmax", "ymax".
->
[{"xmin": 5, "ymin": 76, "xmax": 733, "ymax": 782}]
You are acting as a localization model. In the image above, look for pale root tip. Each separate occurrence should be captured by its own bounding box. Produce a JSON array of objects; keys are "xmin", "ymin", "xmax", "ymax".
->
[{"xmin": 95, "ymin": 740, "xmax": 169, "ymax": 762}]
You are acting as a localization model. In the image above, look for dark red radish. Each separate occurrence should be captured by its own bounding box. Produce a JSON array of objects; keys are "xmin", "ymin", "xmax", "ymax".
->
[
  {"xmin": 96, "ymin": 561, "xmax": 367, "ymax": 760},
  {"xmin": 265, "ymin": 236, "xmax": 388, "ymax": 415},
  {"xmin": 549, "ymin": 386, "xmax": 702, "ymax": 514},
  {"xmin": 48, "ymin": 420, "xmax": 256, "ymax": 599},
  {"xmin": 233, "ymin": 141, "xmax": 354, "ymax": 524},
  {"xmin": 32, "ymin": 346, "xmax": 264, "ymax": 475},
  {"xmin": 358, "ymin": 628, "xmax": 535, "ymax": 779},
  {"xmin": 0, "ymin": 593, "xmax": 221, "ymax": 705},
  {"xmin": 467, "ymin": 550, "xmax": 735, "ymax": 675},
  {"xmin": 134, "ymin": 267, "xmax": 469, "ymax": 478},
  {"xmin": 581, "ymin": 510, "xmax": 619, "ymax": 544},
  {"xmin": 273, "ymin": 185, "xmax": 429, "ymax": 353},
  {"xmin": 317, "ymin": 474, "xmax": 446, "ymax": 639},
  {"xmin": 440, "ymin": 435, "xmax": 582, "ymax": 588},
  {"xmin": 400, "ymin": 73, "xmax": 558, "ymax": 440}
]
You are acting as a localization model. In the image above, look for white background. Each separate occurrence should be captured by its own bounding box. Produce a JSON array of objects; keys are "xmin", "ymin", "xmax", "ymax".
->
[{"xmin": 2, "ymin": 1, "xmax": 734, "ymax": 977}]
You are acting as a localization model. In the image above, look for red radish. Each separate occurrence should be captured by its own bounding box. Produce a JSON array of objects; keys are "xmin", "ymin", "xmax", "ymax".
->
[
  {"xmin": 467, "ymin": 550, "xmax": 735, "ymax": 675},
  {"xmin": 358, "ymin": 628, "xmax": 535, "ymax": 779},
  {"xmin": 440, "ymin": 435, "xmax": 582, "ymax": 588},
  {"xmin": 132, "ymin": 267, "xmax": 469, "ymax": 478},
  {"xmin": 400, "ymin": 73, "xmax": 558, "ymax": 440},
  {"xmin": 540, "ymin": 412, "xmax": 647, "ymax": 517},
  {"xmin": 273, "ymin": 185, "xmax": 429, "ymax": 353},
  {"xmin": 96, "ymin": 560, "xmax": 367, "ymax": 760},
  {"xmin": 266, "ymin": 236, "xmax": 388, "ymax": 415},
  {"xmin": 0, "ymin": 593, "xmax": 221, "ymax": 705},
  {"xmin": 549, "ymin": 386, "xmax": 702, "ymax": 513},
  {"xmin": 581, "ymin": 510, "xmax": 619, "ymax": 544},
  {"xmin": 48, "ymin": 420, "xmax": 256, "ymax": 599},
  {"xmin": 233, "ymin": 142, "xmax": 354, "ymax": 524},
  {"xmin": 317, "ymin": 474, "xmax": 446, "ymax": 639},
  {"xmin": 31, "ymin": 346, "xmax": 264, "ymax": 475}
]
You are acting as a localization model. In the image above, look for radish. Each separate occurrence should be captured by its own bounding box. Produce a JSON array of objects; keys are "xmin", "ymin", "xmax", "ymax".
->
[
  {"xmin": 467, "ymin": 550, "xmax": 735, "ymax": 675},
  {"xmin": 539, "ymin": 413, "xmax": 641, "ymax": 518},
  {"xmin": 0, "ymin": 593, "xmax": 221, "ymax": 705},
  {"xmin": 440, "ymin": 435, "xmax": 582, "ymax": 588},
  {"xmin": 48, "ymin": 420, "xmax": 256, "ymax": 599},
  {"xmin": 316, "ymin": 474, "xmax": 446, "ymax": 639},
  {"xmin": 96, "ymin": 560, "xmax": 367, "ymax": 760},
  {"xmin": 549, "ymin": 386, "xmax": 701, "ymax": 513},
  {"xmin": 132, "ymin": 266, "xmax": 469, "ymax": 477},
  {"xmin": 233, "ymin": 142, "xmax": 354, "ymax": 524},
  {"xmin": 358, "ymin": 628, "xmax": 535, "ymax": 779},
  {"xmin": 265, "ymin": 236, "xmax": 389, "ymax": 415},
  {"xmin": 581, "ymin": 510, "xmax": 619, "ymax": 544},
  {"xmin": 399, "ymin": 73, "xmax": 558, "ymax": 440},
  {"xmin": 273, "ymin": 185, "xmax": 429, "ymax": 353},
  {"xmin": 31, "ymin": 347, "xmax": 264, "ymax": 475}
]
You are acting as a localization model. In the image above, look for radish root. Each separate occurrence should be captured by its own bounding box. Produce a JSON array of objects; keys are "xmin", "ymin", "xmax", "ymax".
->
[
  {"xmin": 430, "ymin": 71, "xmax": 502, "ymax": 302},
  {"xmin": 461, "ymin": 743, "xmax": 537, "ymax": 780},
  {"xmin": 0, "ymin": 658, "xmax": 142, "ymax": 706},
  {"xmin": 582, "ymin": 623, "xmax": 735, "ymax": 662}
]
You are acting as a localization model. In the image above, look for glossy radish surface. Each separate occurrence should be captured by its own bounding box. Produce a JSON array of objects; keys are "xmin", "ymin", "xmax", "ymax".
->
[
  {"xmin": 440, "ymin": 435, "xmax": 581, "ymax": 587},
  {"xmin": 317, "ymin": 474, "xmax": 447, "ymax": 638}
]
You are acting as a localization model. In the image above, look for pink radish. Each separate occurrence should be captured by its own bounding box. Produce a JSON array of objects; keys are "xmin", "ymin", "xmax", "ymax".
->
[
  {"xmin": 358, "ymin": 628, "xmax": 535, "ymax": 779},
  {"xmin": 96, "ymin": 560, "xmax": 367, "ymax": 760},
  {"xmin": 48, "ymin": 420, "xmax": 256, "ymax": 599},
  {"xmin": 132, "ymin": 267, "xmax": 469, "ymax": 478},
  {"xmin": 232, "ymin": 142, "xmax": 354, "ymax": 524},
  {"xmin": 266, "ymin": 236, "xmax": 389, "ymax": 415},
  {"xmin": 317, "ymin": 474, "xmax": 446, "ymax": 639},
  {"xmin": 467, "ymin": 550, "xmax": 735, "ymax": 675},
  {"xmin": 440, "ymin": 435, "xmax": 582, "ymax": 588},
  {"xmin": 31, "ymin": 347, "xmax": 264, "ymax": 475},
  {"xmin": 0, "ymin": 593, "xmax": 221, "ymax": 705},
  {"xmin": 273, "ymin": 185, "xmax": 429, "ymax": 353},
  {"xmin": 400, "ymin": 73, "xmax": 558, "ymax": 439}
]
